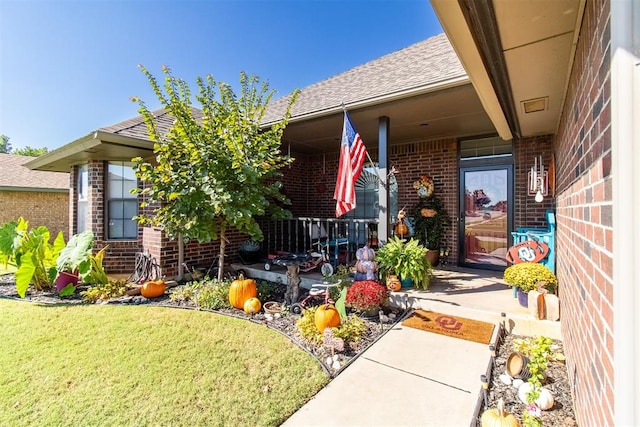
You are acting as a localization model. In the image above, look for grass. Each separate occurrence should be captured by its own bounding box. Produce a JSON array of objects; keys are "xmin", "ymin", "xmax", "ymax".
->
[{"xmin": 0, "ymin": 299, "xmax": 328, "ymax": 426}]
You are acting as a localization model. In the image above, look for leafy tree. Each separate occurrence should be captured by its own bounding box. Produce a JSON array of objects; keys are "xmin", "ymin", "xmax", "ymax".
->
[
  {"xmin": 131, "ymin": 65, "xmax": 299, "ymax": 280},
  {"xmin": 12, "ymin": 146, "xmax": 49, "ymax": 157},
  {"xmin": 0, "ymin": 135, "xmax": 10, "ymax": 153}
]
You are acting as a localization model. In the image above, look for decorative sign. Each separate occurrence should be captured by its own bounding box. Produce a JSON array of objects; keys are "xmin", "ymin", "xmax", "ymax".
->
[{"xmin": 505, "ymin": 240, "xmax": 550, "ymax": 264}]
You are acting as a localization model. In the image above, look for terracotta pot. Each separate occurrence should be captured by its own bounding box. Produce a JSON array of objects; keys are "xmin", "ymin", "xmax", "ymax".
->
[
  {"xmin": 425, "ymin": 249, "xmax": 440, "ymax": 267},
  {"xmin": 386, "ymin": 274, "xmax": 401, "ymax": 292}
]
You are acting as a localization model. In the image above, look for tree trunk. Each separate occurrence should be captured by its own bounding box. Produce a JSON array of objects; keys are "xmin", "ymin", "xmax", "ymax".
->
[{"xmin": 218, "ymin": 228, "xmax": 226, "ymax": 281}]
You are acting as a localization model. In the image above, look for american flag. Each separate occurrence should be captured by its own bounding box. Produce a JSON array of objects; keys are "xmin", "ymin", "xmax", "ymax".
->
[{"xmin": 334, "ymin": 110, "xmax": 367, "ymax": 217}]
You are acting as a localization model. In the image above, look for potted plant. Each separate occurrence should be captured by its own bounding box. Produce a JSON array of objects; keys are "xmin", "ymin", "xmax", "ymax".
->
[
  {"xmin": 55, "ymin": 230, "xmax": 95, "ymax": 294},
  {"xmin": 375, "ymin": 236, "xmax": 432, "ymax": 290},
  {"xmin": 345, "ymin": 280, "xmax": 389, "ymax": 316},
  {"xmin": 238, "ymin": 239, "xmax": 261, "ymax": 264},
  {"xmin": 503, "ymin": 262, "xmax": 558, "ymax": 307}
]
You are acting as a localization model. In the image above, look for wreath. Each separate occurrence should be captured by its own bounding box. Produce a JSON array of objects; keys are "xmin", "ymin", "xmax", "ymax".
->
[{"xmin": 412, "ymin": 175, "xmax": 434, "ymax": 198}]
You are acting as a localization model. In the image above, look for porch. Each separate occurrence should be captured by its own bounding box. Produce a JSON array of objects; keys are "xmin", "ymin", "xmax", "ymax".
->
[{"xmin": 229, "ymin": 262, "xmax": 562, "ymax": 340}]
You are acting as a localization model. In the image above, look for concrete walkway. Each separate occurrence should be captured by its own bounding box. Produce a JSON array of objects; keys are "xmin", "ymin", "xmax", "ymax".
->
[
  {"xmin": 234, "ymin": 264, "xmax": 562, "ymax": 426},
  {"xmin": 282, "ymin": 320, "xmax": 494, "ymax": 426}
]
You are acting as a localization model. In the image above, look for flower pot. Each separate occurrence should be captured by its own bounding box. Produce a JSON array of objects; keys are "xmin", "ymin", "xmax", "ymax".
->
[
  {"xmin": 506, "ymin": 352, "xmax": 532, "ymax": 379},
  {"xmin": 55, "ymin": 271, "xmax": 78, "ymax": 292},
  {"xmin": 400, "ymin": 276, "xmax": 413, "ymax": 288},
  {"xmin": 425, "ymin": 249, "xmax": 439, "ymax": 267},
  {"xmin": 517, "ymin": 288, "xmax": 529, "ymax": 307}
]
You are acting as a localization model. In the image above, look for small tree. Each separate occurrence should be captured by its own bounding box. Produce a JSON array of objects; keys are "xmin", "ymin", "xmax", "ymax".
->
[
  {"xmin": 13, "ymin": 146, "xmax": 49, "ymax": 157},
  {"xmin": 131, "ymin": 65, "xmax": 299, "ymax": 280},
  {"xmin": 0, "ymin": 135, "xmax": 11, "ymax": 154}
]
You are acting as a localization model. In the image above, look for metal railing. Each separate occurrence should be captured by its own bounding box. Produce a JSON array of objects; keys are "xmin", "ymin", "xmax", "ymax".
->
[{"xmin": 261, "ymin": 217, "xmax": 379, "ymax": 266}]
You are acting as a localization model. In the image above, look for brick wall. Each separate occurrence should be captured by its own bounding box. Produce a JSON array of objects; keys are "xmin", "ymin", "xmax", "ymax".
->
[
  {"xmin": 554, "ymin": 0, "xmax": 613, "ymax": 425},
  {"xmin": 0, "ymin": 190, "xmax": 70, "ymax": 240},
  {"xmin": 513, "ymin": 135, "xmax": 556, "ymax": 229}
]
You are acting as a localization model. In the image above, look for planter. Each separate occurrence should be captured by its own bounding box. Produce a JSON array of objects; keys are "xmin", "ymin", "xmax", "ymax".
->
[
  {"xmin": 425, "ymin": 249, "xmax": 439, "ymax": 267},
  {"xmin": 506, "ymin": 352, "xmax": 532, "ymax": 379},
  {"xmin": 400, "ymin": 276, "xmax": 413, "ymax": 288},
  {"xmin": 517, "ymin": 288, "xmax": 529, "ymax": 307},
  {"xmin": 55, "ymin": 271, "xmax": 78, "ymax": 292}
]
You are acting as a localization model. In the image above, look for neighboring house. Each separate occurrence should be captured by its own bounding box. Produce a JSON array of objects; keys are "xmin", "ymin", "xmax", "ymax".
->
[
  {"xmin": 0, "ymin": 153, "xmax": 69, "ymax": 238},
  {"xmin": 26, "ymin": 0, "xmax": 638, "ymax": 424}
]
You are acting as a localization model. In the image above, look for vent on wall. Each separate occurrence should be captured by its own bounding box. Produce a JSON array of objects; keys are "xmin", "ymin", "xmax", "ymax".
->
[{"xmin": 521, "ymin": 97, "xmax": 548, "ymax": 114}]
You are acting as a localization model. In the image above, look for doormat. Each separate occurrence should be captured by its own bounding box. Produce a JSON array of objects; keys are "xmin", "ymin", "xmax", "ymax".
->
[{"xmin": 401, "ymin": 310, "xmax": 495, "ymax": 344}]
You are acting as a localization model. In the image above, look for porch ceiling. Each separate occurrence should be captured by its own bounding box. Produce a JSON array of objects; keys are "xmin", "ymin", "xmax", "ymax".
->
[
  {"xmin": 431, "ymin": 0, "xmax": 586, "ymax": 139},
  {"xmin": 283, "ymin": 82, "xmax": 497, "ymax": 154}
]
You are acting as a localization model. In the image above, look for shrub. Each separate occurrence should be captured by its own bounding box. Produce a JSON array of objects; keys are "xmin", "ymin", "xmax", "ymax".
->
[
  {"xmin": 503, "ymin": 262, "xmax": 558, "ymax": 292},
  {"xmin": 296, "ymin": 307, "xmax": 368, "ymax": 344},
  {"xmin": 345, "ymin": 280, "xmax": 389, "ymax": 312},
  {"xmin": 81, "ymin": 280, "xmax": 129, "ymax": 303},
  {"xmin": 169, "ymin": 278, "xmax": 232, "ymax": 310}
]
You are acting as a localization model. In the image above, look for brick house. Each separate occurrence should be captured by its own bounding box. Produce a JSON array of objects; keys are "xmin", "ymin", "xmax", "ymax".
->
[
  {"xmin": 0, "ymin": 153, "xmax": 69, "ymax": 238},
  {"xmin": 26, "ymin": 0, "xmax": 638, "ymax": 423}
]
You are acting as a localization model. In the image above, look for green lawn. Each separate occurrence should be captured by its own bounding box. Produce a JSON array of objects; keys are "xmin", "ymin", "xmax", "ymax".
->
[{"xmin": 0, "ymin": 300, "xmax": 328, "ymax": 426}]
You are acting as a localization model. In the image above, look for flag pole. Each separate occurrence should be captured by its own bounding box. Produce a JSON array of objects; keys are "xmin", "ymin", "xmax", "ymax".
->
[{"xmin": 341, "ymin": 102, "xmax": 386, "ymax": 187}]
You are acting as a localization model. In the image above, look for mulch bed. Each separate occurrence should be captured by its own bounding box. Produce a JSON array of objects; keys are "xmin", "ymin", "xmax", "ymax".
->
[
  {"xmin": 1, "ymin": 273, "xmax": 577, "ymax": 425},
  {"xmin": 477, "ymin": 331, "xmax": 577, "ymax": 426}
]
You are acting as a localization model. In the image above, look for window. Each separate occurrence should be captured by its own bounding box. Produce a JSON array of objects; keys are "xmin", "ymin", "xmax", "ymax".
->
[
  {"xmin": 107, "ymin": 162, "xmax": 138, "ymax": 239},
  {"xmin": 460, "ymin": 135, "xmax": 513, "ymax": 160},
  {"xmin": 76, "ymin": 164, "xmax": 88, "ymax": 233}
]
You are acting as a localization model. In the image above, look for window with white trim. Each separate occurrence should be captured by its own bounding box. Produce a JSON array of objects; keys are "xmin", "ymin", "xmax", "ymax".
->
[{"xmin": 107, "ymin": 162, "xmax": 138, "ymax": 239}]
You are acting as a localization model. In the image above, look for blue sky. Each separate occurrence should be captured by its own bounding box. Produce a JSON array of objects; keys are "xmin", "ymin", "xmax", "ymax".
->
[{"xmin": 0, "ymin": 0, "xmax": 442, "ymax": 151}]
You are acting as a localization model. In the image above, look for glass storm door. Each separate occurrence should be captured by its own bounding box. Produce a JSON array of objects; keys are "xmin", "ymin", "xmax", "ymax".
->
[{"xmin": 459, "ymin": 166, "xmax": 512, "ymax": 270}]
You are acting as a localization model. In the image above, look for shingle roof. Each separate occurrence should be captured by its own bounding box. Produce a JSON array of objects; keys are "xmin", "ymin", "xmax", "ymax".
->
[
  {"xmin": 99, "ymin": 107, "xmax": 203, "ymax": 140},
  {"xmin": 76, "ymin": 33, "xmax": 463, "ymax": 142},
  {"xmin": 262, "ymin": 33, "xmax": 465, "ymax": 122},
  {"xmin": 0, "ymin": 154, "xmax": 69, "ymax": 190}
]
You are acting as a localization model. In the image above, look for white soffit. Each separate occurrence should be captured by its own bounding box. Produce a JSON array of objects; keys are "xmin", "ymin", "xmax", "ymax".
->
[{"xmin": 493, "ymin": 0, "xmax": 584, "ymax": 137}]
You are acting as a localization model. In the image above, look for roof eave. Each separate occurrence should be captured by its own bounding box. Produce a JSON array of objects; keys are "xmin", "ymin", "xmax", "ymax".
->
[
  {"xmin": 25, "ymin": 131, "xmax": 155, "ymax": 172},
  {"xmin": 263, "ymin": 75, "xmax": 472, "ymax": 127},
  {"xmin": 430, "ymin": 0, "xmax": 513, "ymax": 140}
]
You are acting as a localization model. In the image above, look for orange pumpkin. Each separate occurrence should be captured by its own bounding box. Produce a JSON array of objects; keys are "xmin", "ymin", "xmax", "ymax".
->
[
  {"xmin": 141, "ymin": 280, "xmax": 166, "ymax": 298},
  {"xmin": 228, "ymin": 274, "xmax": 258, "ymax": 309},
  {"xmin": 314, "ymin": 304, "xmax": 341, "ymax": 332},
  {"xmin": 243, "ymin": 297, "xmax": 262, "ymax": 314},
  {"xmin": 386, "ymin": 274, "xmax": 402, "ymax": 292}
]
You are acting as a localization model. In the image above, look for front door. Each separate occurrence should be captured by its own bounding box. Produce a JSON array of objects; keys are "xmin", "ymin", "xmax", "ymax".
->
[{"xmin": 459, "ymin": 165, "xmax": 513, "ymax": 270}]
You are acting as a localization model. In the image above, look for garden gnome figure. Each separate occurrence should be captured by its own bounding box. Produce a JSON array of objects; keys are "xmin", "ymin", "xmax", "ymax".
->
[
  {"xmin": 354, "ymin": 245, "xmax": 377, "ymax": 281},
  {"xmin": 284, "ymin": 264, "xmax": 301, "ymax": 306}
]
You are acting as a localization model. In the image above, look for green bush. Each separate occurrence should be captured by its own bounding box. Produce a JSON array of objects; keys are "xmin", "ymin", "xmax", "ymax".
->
[
  {"xmin": 81, "ymin": 280, "xmax": 129, "ymax": 303},
  {"xmin": 169, "ymin": 278, "xmax": 232, "ymax": 310}
]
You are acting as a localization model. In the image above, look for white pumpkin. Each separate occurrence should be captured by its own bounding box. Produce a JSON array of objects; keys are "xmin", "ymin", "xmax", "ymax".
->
[{"xmin": 518, "ymin": 382, "xmax": 555, "ymax": 410}]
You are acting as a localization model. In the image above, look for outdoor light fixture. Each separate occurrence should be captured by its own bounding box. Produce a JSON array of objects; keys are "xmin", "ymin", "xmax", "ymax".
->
[{"xmin": 528, "ymin": 155, "xmax": 548, "ymax": 203}]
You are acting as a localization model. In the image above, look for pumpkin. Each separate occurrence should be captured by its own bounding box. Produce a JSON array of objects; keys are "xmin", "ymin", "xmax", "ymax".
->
[
  {"xmin": 386, "ymin": 274, "xmax": 402, "ymax": 292},
  {"xmin": 480, "ymin": 399, "xmax": 520, "ymax": 427},
  {"xmin": 314, "ymin": 304, "xmax": 341, "ymax": 332},
  {"xmin": 228, "ymin": 274, "xmax": 257, "ymax": 309},
  {"xmin": 243, "ymin": 297, "xmax": 262, "ymax": 315},
  {"xmin": 355, "ymin": 260, "xmax": 378, "ymax": 274},
  {"xmin": 141, "ymin": 280, "xmax": 166, "ymax": 298},
  {"xmin": 518, "ymin": 382, "xmax": 554, "ymax": 410}
]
